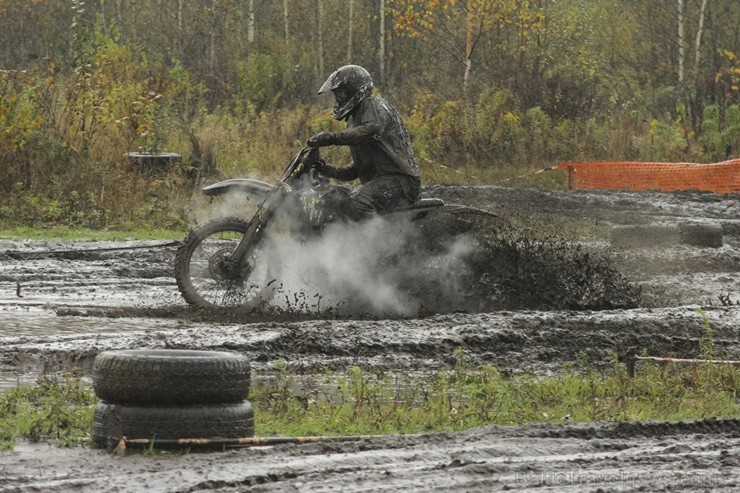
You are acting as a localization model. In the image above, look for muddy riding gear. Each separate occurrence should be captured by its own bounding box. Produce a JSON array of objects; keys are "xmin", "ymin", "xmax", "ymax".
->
[
  {"xmin": 313, "ymin": 96, "xmax": 420, "ymax": 184},
  {"xmin": 311, "ymin": 157, "xmax": 332, "ymax": 177},
  {"xmin": 311, "ymin": 66, "xmax": 420, "ymax": 219},
  {"xmin": 344, "ymin": 174, "xmax": 420, "ymax": 220},
  {"xmin": 307, "ymin": 131, "xmax": 336, "ymax": 148},
  {"xmin": 318, "ymin": 65, "xmax": 374, "ymax": 121}
]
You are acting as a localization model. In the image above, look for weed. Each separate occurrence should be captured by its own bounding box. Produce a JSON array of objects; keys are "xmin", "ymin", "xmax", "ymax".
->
[
  {"xmin": 0, "ymin": 226, "xmax": 182, "ymax": 241},
  {"xmin": 141, "ymin": 439, "xmax": 176, "ymax": 457},
  {"xmin": 695, "ymin": 307, "xmax": 715, "ymax": 360},
  {"xmin": 1, "ymin": 354, "xmax": 738, "ymax": 451},
  {"xmin": 0, "ymin": 373, "xmax": 97, "ymax": 450},
  {"xmin": 251, "ymin": 353, "xmax": 740, "ymax": 437}
]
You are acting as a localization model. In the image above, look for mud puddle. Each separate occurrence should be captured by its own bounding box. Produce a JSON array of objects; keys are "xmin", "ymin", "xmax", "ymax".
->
[
  {"xmin": 0, "ymin": 240, "xmax": 181, "ymax": 309},
  {"xmin": 0, "ymin": 186, "xmax": 738, "ymax": 491},
  {"xmin": 0, "ymin": 186, "xmax": 737, "ymax": 386}
]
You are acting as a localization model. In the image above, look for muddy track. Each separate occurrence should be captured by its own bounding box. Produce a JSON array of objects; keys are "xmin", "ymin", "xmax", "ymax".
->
[
  {"xmin": 2, "ymin": 307, "xmax": 740, "ymax": 378},
  {"xmin": 1, "ymin": 418, "xmax": 739, "ymax": 492},
  {"xmin": 0, "ymin": 185, "xmax": 738, "ymax": 492}
]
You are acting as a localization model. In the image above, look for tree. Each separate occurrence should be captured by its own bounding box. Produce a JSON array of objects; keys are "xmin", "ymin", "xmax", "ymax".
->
[
  {"xmin": 317, "ymin": 0, "xmax": 324, "ymax": 78},
  {"xmin": 379, "ymin": 0, "xmax": 386, "ymax": 85},
  {"xmin": 248, "ymin": 0, "xmax": 255, "ymax": 43},
  {"xmin": 283, "ymin": 0, "xmax": 290, "ymax": 45},
  {"xmin": 387, "ymin": 0, "xmax": 549, "ymax": 93},
  {"xmin": 347, "ymin": 0, "xmax": 354, "ymax": 63},
  {"xmin": 387, "ymin": 0, "xmax": 487, "ymax": 90},
  {"xmin": 678, "ymin": 0, "xmax": 686, "ymax": 86}
]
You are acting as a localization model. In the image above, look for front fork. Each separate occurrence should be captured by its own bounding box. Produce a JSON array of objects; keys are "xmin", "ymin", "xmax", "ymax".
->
[
  {"xmin": 228, "ymin": 147, "xmax": 314, "ymax": 266},
  {"xmin": 229, "ymin": 183, "xmax": 289, "ymax": 266}
]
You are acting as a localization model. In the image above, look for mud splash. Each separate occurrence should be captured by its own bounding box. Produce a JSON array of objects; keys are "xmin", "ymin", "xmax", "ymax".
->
[{"xmin": 212, "ymin": 204, "xmax": 641, "ymax": 318}]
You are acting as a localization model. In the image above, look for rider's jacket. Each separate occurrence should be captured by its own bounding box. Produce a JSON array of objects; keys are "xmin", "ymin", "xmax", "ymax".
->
[{"xmin": 323, "ymin": 96, "xmax": 420, "ymax": 184}]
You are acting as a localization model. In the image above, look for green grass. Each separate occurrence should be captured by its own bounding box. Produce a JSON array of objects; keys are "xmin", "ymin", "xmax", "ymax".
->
[
  {"xmin": 253, "ymin": 352, "xmax": 740, "ymax": 437},
  {"xmin": 0, "ymin": 372, "xmax": 97, "ymax": 451},
  {"xmin": 0, "ymin": 226, "xmax": 183, "ymax": 241},
  {"xmin": 2, "ymin": 352, "xmax": 737, "ymax": 451}
]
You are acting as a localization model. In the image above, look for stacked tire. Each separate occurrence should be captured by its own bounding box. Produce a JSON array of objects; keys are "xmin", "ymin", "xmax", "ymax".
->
[{"xmin": 91, "ymin": 349, "xmax": 254, "ymax": 450}]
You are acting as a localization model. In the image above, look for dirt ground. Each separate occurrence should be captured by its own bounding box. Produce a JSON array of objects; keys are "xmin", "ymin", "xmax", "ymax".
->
[{"xmin": 0, "ymin": 185, "xmax": 739, "ymax": 492}]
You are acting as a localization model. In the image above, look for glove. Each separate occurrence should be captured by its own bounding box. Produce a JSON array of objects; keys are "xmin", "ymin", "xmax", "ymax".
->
[
  {"xmin": 307, "ymin": 131, "xmax": 335, "ymax": 148},
  {"xmin": 312, "ymin": 158, "xmax": 336, "ymax": 178}
]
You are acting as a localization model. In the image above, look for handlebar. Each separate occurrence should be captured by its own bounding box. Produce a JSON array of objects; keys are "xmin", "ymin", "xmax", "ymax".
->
[{"xmin": 279, "ymin": 147, "xmax": 322, "ymax": 183}]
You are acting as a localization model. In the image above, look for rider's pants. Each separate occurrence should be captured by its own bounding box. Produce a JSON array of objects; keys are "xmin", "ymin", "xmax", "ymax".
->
[{"xmin": 346, "ymin": 174, "xmax": 420, "ymax": 220}]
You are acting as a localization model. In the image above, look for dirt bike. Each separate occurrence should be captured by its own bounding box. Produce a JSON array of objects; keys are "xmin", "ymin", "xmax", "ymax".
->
[{"xmin": 174, "ymin": 147, "xmax": 449, "ymax": 310}]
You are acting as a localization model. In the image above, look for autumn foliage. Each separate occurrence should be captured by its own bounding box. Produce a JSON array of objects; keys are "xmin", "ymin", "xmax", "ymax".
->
[{"xmin": 0, "ymin": 0, "xmax": 738, "ymax": 229}]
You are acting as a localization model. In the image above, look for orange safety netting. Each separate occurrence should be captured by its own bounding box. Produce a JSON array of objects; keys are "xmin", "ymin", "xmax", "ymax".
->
[{"xmin": 554, "ymin": 158, "xmax": 740, "ymax": 194}]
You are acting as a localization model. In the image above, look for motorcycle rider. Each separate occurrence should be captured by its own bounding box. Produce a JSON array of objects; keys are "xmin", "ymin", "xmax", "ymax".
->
[{"xmin": 307, "ymin": 65, "xmax": 420, "ymax": 220}]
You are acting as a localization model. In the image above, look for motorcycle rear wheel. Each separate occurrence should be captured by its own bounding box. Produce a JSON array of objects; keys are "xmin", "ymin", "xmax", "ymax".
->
[{"xmin": 174, "ymin": 217, "xmax": 276, "ymax": 309}]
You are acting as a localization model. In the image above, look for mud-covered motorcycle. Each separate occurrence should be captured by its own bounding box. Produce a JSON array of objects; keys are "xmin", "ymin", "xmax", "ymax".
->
[{"xmin": 174, "ymin": 147, "xmax": 448, "ymax": 310}]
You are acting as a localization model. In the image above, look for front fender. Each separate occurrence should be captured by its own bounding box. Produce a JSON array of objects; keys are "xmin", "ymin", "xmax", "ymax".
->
[{"xmin": 202, "ymin": 178, "xmax": 273, "ymax": 199}]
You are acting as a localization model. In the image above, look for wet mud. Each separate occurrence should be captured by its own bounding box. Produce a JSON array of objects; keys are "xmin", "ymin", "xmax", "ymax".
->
[
  {"xmin": 2, "ymin": 418, "xmax": 740, "ymax": 492},
  {"xmin": 0, "ymin": 185, "xmax": 738, "ymax": 492}
]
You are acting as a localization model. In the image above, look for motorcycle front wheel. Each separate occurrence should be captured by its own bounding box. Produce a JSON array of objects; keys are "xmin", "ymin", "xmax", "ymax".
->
[{"xmin": 174, "ymin": 217, "xmax": 276, "ymax": 309}]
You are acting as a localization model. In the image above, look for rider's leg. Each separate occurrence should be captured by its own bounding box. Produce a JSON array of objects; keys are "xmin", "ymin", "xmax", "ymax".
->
[{"xmin": 345, "ymin": 174, "xmax": 419, "ymax": 221}]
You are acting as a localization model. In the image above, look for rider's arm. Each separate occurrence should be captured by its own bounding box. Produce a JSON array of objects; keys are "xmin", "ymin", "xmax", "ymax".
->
[
  {"xmin": 331, "ymin": 122, "xmax": 380, "ymax": 145},
  {"xmin": 308, "ymin": 123, "xmax": 379, "ymax": 149},
  {"xmin": 308, "ymin": 100, "xmax": 383, "ymax": 148},
  {"xmin": 319, "ymin": 161, "xmax": 358, "ymax": 181}
]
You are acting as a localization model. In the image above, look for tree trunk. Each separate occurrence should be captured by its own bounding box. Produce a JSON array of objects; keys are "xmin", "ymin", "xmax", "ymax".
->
[
  {"xmin": 283, "ymin": 0, "xmax": 290, "ymax": 45},
  {"xmin": 318, "ymin": 0, "xmax": 324, "ymax": 77},
  {"xmin": 347, "ymin": 0, "xmax": 354, "ymax": 63},
  {"xmin": 463, "ymin": 0, "xmax": 474, "ymax": 90},
  {"xmin": 210, "ymin": 0, "xmax": 216, "ymax": 79},
  {"xmin": 378, "ymin": 0, "xmax": 385, "ymax": 86},
  {"xmin": 130, "ymin": 0, "xmax": 138, "ymax": 44},
  {"xmin": 677, "ymin": 0, "xmax": 685, "ymax": 85},
  {"xmin": 676, "ymin": 0, "xmax": 696, "ymax": 138},
  {"xmin": 694, "ymin": 0, "xmax": 708, "ymax": 68},
  {"xmin": 115, "ymin": 0, "xmax": 122, "ymax": 28},
  {"xmin": 248, "ymin": 0, "xmax": 255, "ymax": 43},
  {"xmin": 178, "ymin": 0, "xmax": 184, "ymax": 57}
]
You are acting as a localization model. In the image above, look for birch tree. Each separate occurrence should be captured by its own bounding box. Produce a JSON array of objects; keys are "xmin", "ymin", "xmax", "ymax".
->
[
  {"xmin": 248, "ymin": 0, "xmax": 255, "ymax": 43},
  {"xmin": 676, "ymin": 0, "xmax": 709, "ymax": 85},
  {"xmin": 677, "ymin": 0, "xmax": 685, "ymax": 86},
  {"xmin": 694, "ymin": 0, "xmax": 708, "ymax": 69},
  {"xmin": 675, "ymin": 0, "xmax": 711, "ymax": 132},
  {"xmin": 283, "ymin": 0, "xmax": 290, "ymax": 45}
]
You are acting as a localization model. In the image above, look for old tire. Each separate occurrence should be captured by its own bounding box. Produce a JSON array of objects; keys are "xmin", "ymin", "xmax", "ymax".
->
[
  {"xmin": 611, "ymin": 222, "xmax": 722, "ymax": 248},
  {"xmin": 679, "ymin": 222, "xmax": 723, "ymax": 248},
  {"xmin": 93, "ymin": 349, "xmax": 251, "ymax": 405},
  {"xmin": 92, "ymin": 401, "xmax": 255, "ymax": 450}
]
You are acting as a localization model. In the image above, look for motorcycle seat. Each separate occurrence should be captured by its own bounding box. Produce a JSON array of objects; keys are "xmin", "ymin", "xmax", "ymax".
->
[{"xmin": 388, "ymin": 198, "xmax": 445, "ymax": 213}]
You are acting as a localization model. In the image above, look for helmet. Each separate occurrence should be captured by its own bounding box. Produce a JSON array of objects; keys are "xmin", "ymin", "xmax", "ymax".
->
[{"xmin": 318, "ymin": 65, "xmax": 374, "ymax": 120}]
